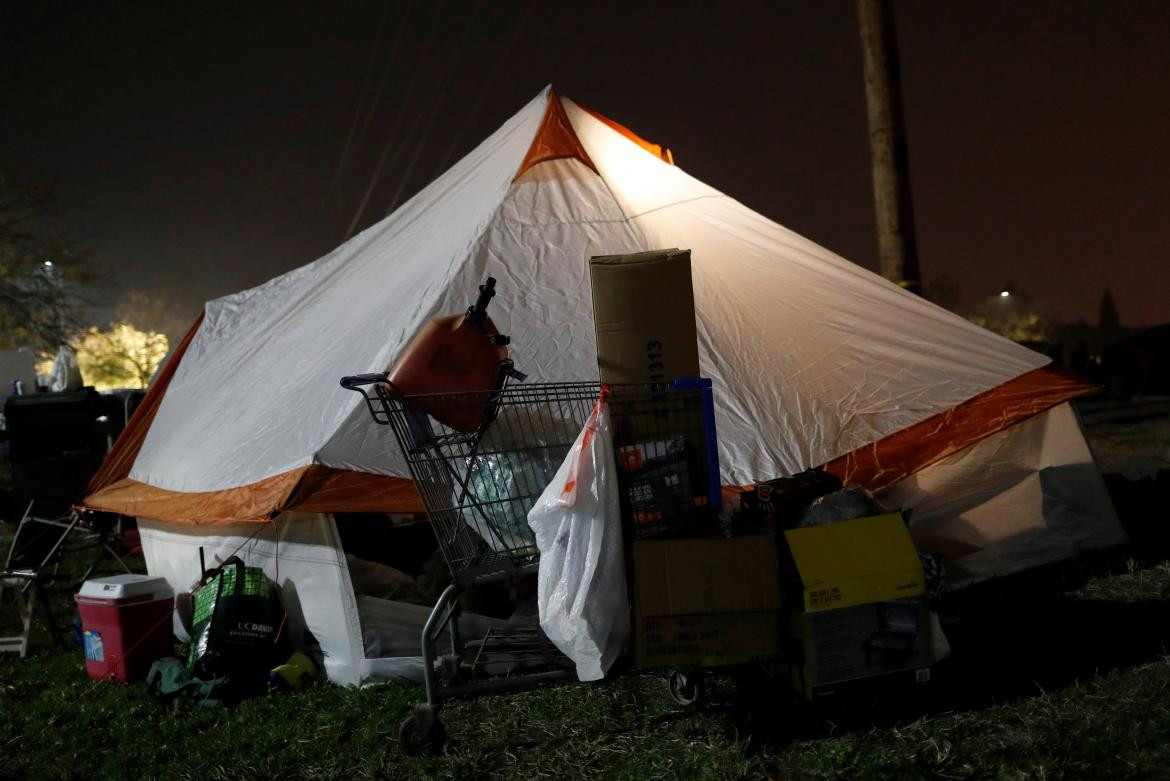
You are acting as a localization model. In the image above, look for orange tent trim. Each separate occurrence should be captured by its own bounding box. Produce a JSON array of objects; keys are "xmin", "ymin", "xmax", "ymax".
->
[
  {"xmin": 85, "ymin": 467, "xmax": 423, "ymax": 525},
  {"xmin": 515, "ymin": 87, "xmax": 598, "ymax": 180},
  {"xmin": 577, "ymin": 102, "xmax": 674, "ymax": 165},
  {"xmin": 824, "ymin": 366, "xmax": 1096, "ymax": 494},
  {"xmin": 84, "ymin": 311, "xmax": 425, "ymax": 523}
]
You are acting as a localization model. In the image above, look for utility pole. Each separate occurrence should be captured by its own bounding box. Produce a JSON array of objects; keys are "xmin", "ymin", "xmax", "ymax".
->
[{"xmin": 857, "ymin": 0, "xmax": 922, "ymax": 295}]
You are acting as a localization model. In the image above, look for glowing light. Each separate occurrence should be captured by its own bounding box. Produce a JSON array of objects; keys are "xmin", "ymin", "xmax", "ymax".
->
[
  {"xmin": 1000, "ymin": 290, "xmax": 1010, "ymax": 298},
  {"xmin": 43, "ymin": 260, "xmax": 53, "ymax": 267}
]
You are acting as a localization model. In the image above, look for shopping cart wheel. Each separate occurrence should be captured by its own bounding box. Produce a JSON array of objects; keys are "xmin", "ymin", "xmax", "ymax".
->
[
  {"xmin": 667, "ymin": 668, "xmax": 706, "ymax": 707},
  {"xmin": 399, "ymin": 714, "xmax": 446, "ymax": 756}
]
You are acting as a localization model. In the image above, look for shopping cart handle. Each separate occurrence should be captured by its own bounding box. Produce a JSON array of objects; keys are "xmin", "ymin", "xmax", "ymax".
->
[{"xmin": 340, "ymin": 373, "xmax": 390, "ymax": 390}]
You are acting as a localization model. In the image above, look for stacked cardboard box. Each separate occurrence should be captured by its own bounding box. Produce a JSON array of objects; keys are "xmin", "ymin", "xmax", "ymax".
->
[
  {"xmin": 590, "ymin": 248, "xmax": 782, "ymax": 667},
  {"xmin": 588, "ymin": 253, "xmax": 932, "ymax": 686},
  {"xmin": 782, "ymin": 513, "xmax": 932, "ymax": 698},
  {"xmin": 631, "ymin": 535, "xmax": 782, "ymax": 667},
  {"xmin": 589, "ymin": 248, "xmax": 700, "ymax": 385}
]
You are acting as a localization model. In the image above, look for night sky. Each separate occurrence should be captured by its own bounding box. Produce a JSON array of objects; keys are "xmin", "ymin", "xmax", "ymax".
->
[{"xmin": 3, "ymin": 1, "xmax": 1168, "ymax": 331}]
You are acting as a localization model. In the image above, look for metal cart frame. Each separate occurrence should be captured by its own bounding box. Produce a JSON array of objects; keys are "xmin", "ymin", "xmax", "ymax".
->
[{"xmin": 341, "ymin": 372, "xmax": 720, "ymax": 753}]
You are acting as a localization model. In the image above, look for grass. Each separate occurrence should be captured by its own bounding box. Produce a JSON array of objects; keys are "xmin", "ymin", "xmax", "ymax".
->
[
  {"xmin": 1, "ymin": 413, "xmax": 1168, "ymax": 779},
  {"xmin": 772, "ymin": 658, "xmax": 1170, "ymax": 779},
  {"xmin": 7, "ymin": 528, "xmax": 1170, "ymax": 780},
  {"xmin": 5, "ymin": 584, "xmax": 1170, "ymax": 780},
  {"xmin": 1086, "ymin": 412, "xmax": 1170, "ymax": 477}
]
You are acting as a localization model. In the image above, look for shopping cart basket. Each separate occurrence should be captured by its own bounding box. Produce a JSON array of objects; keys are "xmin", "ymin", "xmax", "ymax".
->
[{"xmin": 339, "ymin": 374, "xmax": 721, "ymax": 754}]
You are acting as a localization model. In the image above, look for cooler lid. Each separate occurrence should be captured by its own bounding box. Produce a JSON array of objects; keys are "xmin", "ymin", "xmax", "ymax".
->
[{"xmin": 79, "ymin": 573, "xmax": 174, "ymax": 602}]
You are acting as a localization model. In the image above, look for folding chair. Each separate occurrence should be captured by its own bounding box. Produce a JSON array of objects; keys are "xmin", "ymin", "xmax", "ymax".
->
[
  {"xmin": 1, "ymin": 500, "xmax": 136, "ymax": 656},
  {"xmin": 0, "ymin": 501, "xmax": 76, "ymax": 656}
]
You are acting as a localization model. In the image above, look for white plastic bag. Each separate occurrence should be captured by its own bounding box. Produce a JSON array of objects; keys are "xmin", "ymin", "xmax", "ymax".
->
[{"xmin": 526, "ymin": 399, "xmax": 629, "ymax": 681}]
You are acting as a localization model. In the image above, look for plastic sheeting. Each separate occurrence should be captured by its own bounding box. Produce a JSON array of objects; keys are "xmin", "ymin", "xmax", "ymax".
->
[{"xmin": 50, "ymin": 345, "xmax": 83, "ymax": 392}]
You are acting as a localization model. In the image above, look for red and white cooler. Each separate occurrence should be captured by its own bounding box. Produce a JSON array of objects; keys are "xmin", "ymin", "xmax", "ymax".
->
[{"xmin": 75, "ymin": 574, "xmax": 175, "ymax": 683}]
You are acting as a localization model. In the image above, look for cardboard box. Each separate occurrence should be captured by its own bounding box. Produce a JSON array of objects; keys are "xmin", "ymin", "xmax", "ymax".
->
[
  {"xmin": 780, "ymin": 513, "xmax": 931, "ymax": 698},
  {"xmin": 639, "ymin": 612, "xmax": 781, "ymax": 668},
  {"xmin": 632, "ymin": 534, "xmax": 782, "ymax": 667},
  {"xmin": 591, "ymin": 249, "xmax": 710, "ymax": 536},
  {"xmin": 589, "ymin": 249, "xmax": 700, "ymax": 385},
  {"xmin": 783, "ymin": 513, "xmax": 925, "ymax": 613},
  {"xmin": 787, "ymin": 597, "xmax": 932, "ymax": 699}
]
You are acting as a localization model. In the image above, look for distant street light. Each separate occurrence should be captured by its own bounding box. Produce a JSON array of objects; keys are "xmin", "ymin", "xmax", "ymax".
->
[
  {"xmin": 41, "ymin": 259, "xmax": 65, "ymax": 344},
  {"xmin": 1000, "ymin": 290, "xmax": 1011, "ymax": 298}
]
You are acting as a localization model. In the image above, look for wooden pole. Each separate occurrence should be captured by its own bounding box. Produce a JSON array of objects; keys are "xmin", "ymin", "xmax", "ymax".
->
[{"xmin": 857, "ymin": 0, "xmax": 922, "ymax": 294}]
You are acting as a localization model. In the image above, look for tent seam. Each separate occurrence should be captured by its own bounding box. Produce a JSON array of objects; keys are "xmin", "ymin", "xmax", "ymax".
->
[{"xmin": 626, "ymin": 193, "xmax": 727, "ymax": 221}]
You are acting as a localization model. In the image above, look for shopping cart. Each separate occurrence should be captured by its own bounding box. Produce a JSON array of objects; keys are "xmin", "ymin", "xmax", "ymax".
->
[{"xmin": 340, "ymin": 374, "xmax": 721, "ymax": 754}]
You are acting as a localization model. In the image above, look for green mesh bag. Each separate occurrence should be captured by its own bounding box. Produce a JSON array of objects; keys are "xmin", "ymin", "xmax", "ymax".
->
[{"xmin": 187, "ymin": 556, "xmax": 281, "ymax": 681}]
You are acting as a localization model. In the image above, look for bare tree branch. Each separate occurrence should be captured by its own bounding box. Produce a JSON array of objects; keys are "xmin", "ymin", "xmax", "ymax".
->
[{"xmin": 0, "ymin": 168, "xmax": 102, "ymax": 351}]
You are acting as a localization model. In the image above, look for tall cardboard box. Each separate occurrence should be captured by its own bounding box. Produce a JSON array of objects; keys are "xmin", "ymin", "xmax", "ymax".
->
[
  {"xmin": 589, "ymin": 249, "xmax": 700, "ymax": 384},
  {"xmin": 632, "ymin": 534, "xmax": 782, "ymax": 667}
]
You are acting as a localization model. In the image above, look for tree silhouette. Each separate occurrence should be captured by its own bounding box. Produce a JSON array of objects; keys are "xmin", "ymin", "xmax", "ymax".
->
[
  {"xmin": 114, "ymin": 288, "xmax": 195, "ymax": 347},
  {"xmin": 0, "ymin": 169, "xmax": 99, "ymax": 351},
  {"xmin": 1098, "ymin": 288, "xmax": 1120, "ymax": 331},
  {"xmin": 74, "ymin": 323, "xmax": 168, "ymax": 389}
]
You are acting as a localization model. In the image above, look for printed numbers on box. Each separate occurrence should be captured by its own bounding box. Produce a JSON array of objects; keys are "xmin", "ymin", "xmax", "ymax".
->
[
  {"xmin": 808, "ymin": 586, "xmax": 843, "ymax": 607},
  {"xmin": 647, "ymin": 340, "xmax": 665, "ymax": 382}
]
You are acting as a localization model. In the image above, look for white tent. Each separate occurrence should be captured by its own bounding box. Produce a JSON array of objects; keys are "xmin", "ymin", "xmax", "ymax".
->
[{"xmin": 86, "ymin": 87, "xmax": 1124, "ymax": 685}]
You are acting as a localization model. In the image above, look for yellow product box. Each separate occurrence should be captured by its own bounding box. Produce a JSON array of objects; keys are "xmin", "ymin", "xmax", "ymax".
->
[{"xmin": 783, "ymin": 513, "xmax": 925, "ymax": 612}]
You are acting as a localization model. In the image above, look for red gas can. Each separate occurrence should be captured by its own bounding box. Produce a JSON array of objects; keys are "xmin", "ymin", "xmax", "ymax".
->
[
  {"xmin": 389, "ymin": 278, "xmax": 510, "ymax": 432},
  {"xmin": 75, "ymin": 574, "xmax": 175, "ymax": 683}
]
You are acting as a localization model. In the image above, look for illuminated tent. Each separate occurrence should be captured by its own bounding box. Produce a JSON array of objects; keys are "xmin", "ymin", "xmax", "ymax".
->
[{"xmin": 85, "ymin": 86, "xmax": 1124, "ymax": 685}]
